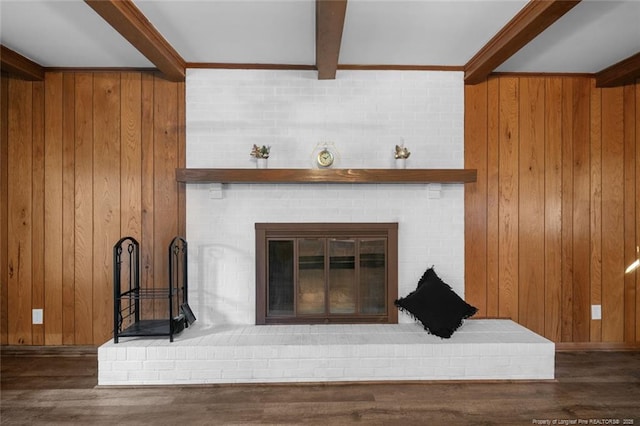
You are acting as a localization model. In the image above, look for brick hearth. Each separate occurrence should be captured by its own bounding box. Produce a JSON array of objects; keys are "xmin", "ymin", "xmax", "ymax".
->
[{"xmin": 98, "ymin": 319, "xmax": 554, "ymax": 385}]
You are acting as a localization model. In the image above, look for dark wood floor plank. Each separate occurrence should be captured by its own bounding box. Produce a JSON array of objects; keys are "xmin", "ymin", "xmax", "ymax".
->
[{"xmin": 1, "ymin": 350, "xmax": 639, "ymax": 425}]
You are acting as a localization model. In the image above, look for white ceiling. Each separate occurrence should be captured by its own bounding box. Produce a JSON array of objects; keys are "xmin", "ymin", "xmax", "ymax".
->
[
  {"xmin": 499, "ymin": 0, "xmax": 640, "ymax": 73},
  {"xmin": 0, "ymin": 0, "xmax": 153, "ymax": 68},
  {"xmin": 0, "ymin": 0, "xmax": 639, "ymax": 74}
]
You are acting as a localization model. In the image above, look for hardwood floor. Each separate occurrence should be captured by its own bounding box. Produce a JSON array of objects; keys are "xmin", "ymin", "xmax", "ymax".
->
[{"xmin": 2, "ymin": 348, "xmax": 639, "ymax": 425}]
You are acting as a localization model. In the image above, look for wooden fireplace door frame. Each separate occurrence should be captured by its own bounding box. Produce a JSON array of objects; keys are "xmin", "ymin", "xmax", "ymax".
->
[{"xmin": 255, "ymin": 223, "xmax": 398, "ymax": 325}]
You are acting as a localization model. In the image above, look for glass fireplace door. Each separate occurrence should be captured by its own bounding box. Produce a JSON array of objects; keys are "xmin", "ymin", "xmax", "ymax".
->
[
  {"xmin": 267, "ymin": 240, "xmax": 294, "ymax": 316},
  {"xmin": 298, "ymin": 238, "xmax": 325, "ymax": 315},
  {"xmin": 329, "ymin": 239, "xmax": 356, "ymax": 314},
  {"xmin": 359, "ymin": 239, "xmax": 386, "ymax": 314}
]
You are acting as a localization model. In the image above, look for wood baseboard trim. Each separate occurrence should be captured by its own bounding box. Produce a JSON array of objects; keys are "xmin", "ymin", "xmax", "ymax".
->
[
  {"xmin": 555, "ymin": 342, "xmax": 640, "ymax": 351},
  {"xmin": 0, "ymin": 345, "xmax": 97, "ymax": 356}
]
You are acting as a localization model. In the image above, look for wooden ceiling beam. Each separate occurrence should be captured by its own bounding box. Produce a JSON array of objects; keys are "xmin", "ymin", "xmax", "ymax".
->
[
  {"xmin": 595, "ymin": 52, "xmax": 640, "ymax": 87},
  {"xmin": 464, "ymin": 0, "xmax": 581, "ymax": 85},
  {"xmin": 316, "ymin": 0, "xmax": 348, "ymax": 80},
  {"xmin": 1, "ymin": 45, "xmax": 45, "ymax": 81},
  {"xmin": 85, "ymin": 0, "xmax": 185, "ymax": 81}
]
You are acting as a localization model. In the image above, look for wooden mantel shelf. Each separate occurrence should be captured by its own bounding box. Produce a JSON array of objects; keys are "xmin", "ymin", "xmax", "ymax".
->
[{"xmin": 176, "ymin": 168, "xmax": 477, "ymax": 184}]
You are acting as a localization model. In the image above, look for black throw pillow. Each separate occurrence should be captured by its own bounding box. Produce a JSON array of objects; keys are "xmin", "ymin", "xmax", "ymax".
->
[{"xmin": 395, "ymin": 267, "xmax": 477, "ymax": 338}]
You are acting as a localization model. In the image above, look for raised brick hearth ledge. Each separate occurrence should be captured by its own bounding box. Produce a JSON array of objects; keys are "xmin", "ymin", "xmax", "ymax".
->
[{"xmin": 98, "ymin": 319, "xmax": 554, "ymax": 385}]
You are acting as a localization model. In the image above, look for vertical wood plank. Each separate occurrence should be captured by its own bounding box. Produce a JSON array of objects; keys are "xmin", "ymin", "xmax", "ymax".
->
[
  {"xmin": 464, "ymin": 82, "xmax": 488, "ymax": 316},
  {"xmin": 93, "ymin": 73, "xmax": 121, "ymax": 345},
  {"xmin": 572, "ymin": 78, "xmax": 591, "ymax": 342},
  {"xmin": 518, "ymin": 77, "xmax": 545, "ymax": 335},
  {"xmin": 0, "ymin": 76, "xmax": 8, "ymax": 345},
  {"xmin": 121, "ymin": 73, "xmax": 142, "ymax": 241},
  {"xmin": 636, "ymin": 82, "xmax": 640, "ymax": 343},
  {"xmin": 486, "ymin": 78, "xmax": 500, "ymax": 317},
  {"xmin": 31, "ymin": 81, "xmax": 45, "ymax": 345},
  {"xmin": 153, "ymin": 77, "xmax": 179, "ymax": 318},
  {"xmin": 62, "ymin": 74, "xmax": 76, "ymax": 344},
  {"xmin": 544, "ymin": 77, "xmax": 563, "ymax": 342},
  {"xmin": 623, "ymin": 85, "xmax": 636, "ymax": 342},
  {"xmin": 120, "ymin": 73, "xmax": 142, "ymax": 331},
  {"xmin": 590, "ymin": 80, "xmax": 603, "ymax": 342},
  {"xmin": 44, "ymin": 73, "xmax": 64, "ymax": 345},
  {"xmin": 74, "ymin": 73, "xmax": 94, "ymax": 345},
  {"xmin": 7, "ymin": 79, "xmax": 33, "ymax": 345},
  {"xmin": 601, "ymin": 87, "xmax": 625, "ymax": 342},
  {"xmin": 140, "ymin": 73, "xmax": 155, "ymax": 320},
  {"xmin": 498, "ymin": 77, "xmax": 519, "ymax": 320},
  {"xmin": 177, "ymin": 81, "xmax": 187, "ymax": 238},
  {"xmin": 561, "ymin": 79, "xmax": 574, "ymax": 342}
]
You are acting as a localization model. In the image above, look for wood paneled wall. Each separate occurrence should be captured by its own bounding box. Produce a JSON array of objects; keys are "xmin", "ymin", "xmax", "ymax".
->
[
  {"xmin": 2, "ymin": 72, "xmax": 638, "ymax": 346},
  {"xmin": 0, "ymin": 72, "xmax": 185, "ymax": 346},
  {"xmin": 465, "ymin": 76, "xmax": 639, "ymax": 344}
]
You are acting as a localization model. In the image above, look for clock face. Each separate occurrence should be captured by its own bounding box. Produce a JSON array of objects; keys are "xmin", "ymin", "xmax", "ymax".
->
[{"xmin": 317, "ymin": 149, "xmax": 334, "ymax": 168}]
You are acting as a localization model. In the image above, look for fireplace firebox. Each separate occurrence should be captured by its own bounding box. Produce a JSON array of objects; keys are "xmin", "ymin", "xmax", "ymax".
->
[{"xmin": 255, "ymin": 223, "xmax": 398, "ymax": 324}]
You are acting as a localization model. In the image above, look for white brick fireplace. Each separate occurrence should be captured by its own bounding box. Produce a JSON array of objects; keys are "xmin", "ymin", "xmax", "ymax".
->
[
  {"xmin": 98, "ymin": 69, "xmax": 555, "ymax": 386},
  {"xmin": 185, "ymin": 69, "xmax": 465, "ymax": 326}
]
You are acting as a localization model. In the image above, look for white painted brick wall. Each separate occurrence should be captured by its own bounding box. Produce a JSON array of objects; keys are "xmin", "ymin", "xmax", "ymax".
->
[{"xmin": 186, "ymin": 69, "xmax": 464, "ymax": 325}]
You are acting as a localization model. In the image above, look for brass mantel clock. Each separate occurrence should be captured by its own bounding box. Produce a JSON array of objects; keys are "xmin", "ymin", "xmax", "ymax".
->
[
  {"xmin": 311, "ymin": 142, "xmax": 339, "ymax": 169},
  {"xmin": 316, "ymin": 148, "xmax": 335, "ymax": 168}
]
